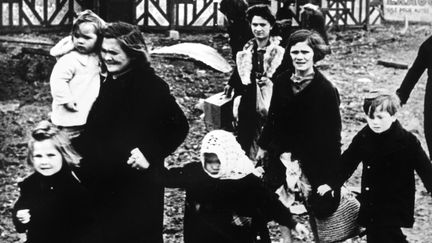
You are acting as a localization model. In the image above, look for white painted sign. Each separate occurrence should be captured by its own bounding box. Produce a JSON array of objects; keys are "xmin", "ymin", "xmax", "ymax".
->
[{"xmin": 383, "ymin": 0, "xmax": 432, "ymax": 22}]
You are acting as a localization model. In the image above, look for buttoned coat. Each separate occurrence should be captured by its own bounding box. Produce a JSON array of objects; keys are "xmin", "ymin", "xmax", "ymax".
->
[
  {"xmin": 330, "ymin": 121, "xmax": 432, "ymax": 227},
  {"xmin": 258, "ymin": 69, "xmax": 342, "ymax": 189}
]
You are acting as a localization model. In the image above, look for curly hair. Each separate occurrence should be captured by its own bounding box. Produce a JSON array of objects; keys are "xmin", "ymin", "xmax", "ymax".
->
[
  {"xmin": 246, "ymin": 4, "xmax": 276, "ymax": 26},
  {"xmin": 102, "ymin": 21, "xmax": 151, "ymax": 66},
  {"xmin": 27, "ymin": 121, "xmax": 81, "ymax": 167}
]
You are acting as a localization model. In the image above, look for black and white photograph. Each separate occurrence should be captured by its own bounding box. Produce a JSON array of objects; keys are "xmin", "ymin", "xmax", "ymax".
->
[{"xmin": 1, "ymin": 0, "xmax": 432, "ymax": 242}]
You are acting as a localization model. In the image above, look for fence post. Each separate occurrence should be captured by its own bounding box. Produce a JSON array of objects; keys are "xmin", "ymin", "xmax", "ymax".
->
[
  {"xmin": 167, "ymin": 0, "xmax": 176, "ymax": 30},
  {"xmin": 365, "ymin": 0, "xmax": 369, "ymax": 29}
]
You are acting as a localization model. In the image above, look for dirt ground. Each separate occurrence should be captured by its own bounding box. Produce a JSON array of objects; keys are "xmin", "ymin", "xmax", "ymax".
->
[{"xmin": 1, "ymin": 25, "xmax": 432, "ymax": 242}]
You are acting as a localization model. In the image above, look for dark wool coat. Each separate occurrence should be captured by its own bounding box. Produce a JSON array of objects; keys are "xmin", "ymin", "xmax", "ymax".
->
[
  {"xmin": 258, "ymin": 69, "xmax": 342, "ymax": 189},
  {"xmin": 13, "ymin": 167, "xmax": 92, "ymax": 243},
  {"xmin": 164, "ymin": 162, "xmax": 297, "ymax": 243},
  {"xmin": 397, "ymin": 35, "xmax": 432, "ymax": 156},
  {"xmin": 330, "ymin": 121, "xmax": 432, "ymax": 227},
  {"xmin": 75, "ymin": 63, "xmax": 189, "ymax": 243}
]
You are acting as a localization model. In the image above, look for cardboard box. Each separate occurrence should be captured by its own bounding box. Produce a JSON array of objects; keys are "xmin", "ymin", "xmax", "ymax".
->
[{"xmin": 204, "ymin": 92, "xmax": 233, "ymax": 129}]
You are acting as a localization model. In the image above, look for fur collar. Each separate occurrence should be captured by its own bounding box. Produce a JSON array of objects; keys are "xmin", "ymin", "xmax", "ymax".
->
[{"xmin": 236, "ymin": 36, "xmax": 285, "ymax": 85}]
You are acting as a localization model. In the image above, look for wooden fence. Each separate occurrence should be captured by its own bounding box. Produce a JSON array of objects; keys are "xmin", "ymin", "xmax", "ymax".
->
[
  {"xmin": 0, "ymin": 0, "xmax": 384, "ymax": 33},
  {"xmin": 0, "ymin": 0, "xmax": 83, "ymax": 33}
]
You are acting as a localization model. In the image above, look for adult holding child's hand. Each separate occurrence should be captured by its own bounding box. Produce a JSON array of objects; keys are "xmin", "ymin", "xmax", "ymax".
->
[
  {"xmin": 257, "ymin": 29, "xmax": 341, "ymax": 242},
  {"xmin": 75, "ymin": 22, "xmax": 189, "ymax": 243}
]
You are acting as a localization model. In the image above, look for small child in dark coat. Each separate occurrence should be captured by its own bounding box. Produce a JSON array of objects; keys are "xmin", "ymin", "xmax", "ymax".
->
[
  {"xmin": 13, "ymin": 121, "xmax": 92, "ymax": 243},
  {"xmin": 318, "ymin": 91, "xmax": 432, "ymax": 243},
  {"xmin": 163, "ymin": 130, "xmax": 308, "ymax": 243}
]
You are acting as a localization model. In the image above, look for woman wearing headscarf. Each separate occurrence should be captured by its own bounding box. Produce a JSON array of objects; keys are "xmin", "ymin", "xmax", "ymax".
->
[{"xmin": 75, "ymin": 22, "xmax": 189, "ymax": 243}]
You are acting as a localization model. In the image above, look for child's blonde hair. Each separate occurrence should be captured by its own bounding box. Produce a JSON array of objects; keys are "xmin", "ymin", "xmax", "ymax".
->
[
  {"xmin": 71, "ymin": 9, "xmax": 106, "ymax": 51},
  {"xmin": 363, "ymin": 90, "xmax": 401, "ymax": 118},
  {"xmin": 27, "ymin": 121, "xmax": 81, "ymax": 167}
]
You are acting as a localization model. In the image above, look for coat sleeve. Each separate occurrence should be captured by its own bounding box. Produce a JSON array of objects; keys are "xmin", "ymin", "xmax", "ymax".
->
[
  {"xmin": 228, "ymin": 68, "xmax": 247, "ymax": 97},
  {"xmin": 329, "ymin": 132, "xmax": 363, "ymax": 189},
  {"xmin": 12, "ymin": 182, "xmax": 31, "ymax": 233},
  {"xmin": 410, "ymin": 135, "xmax": 432, "ymax": 193},
  {"xmin": 257, "ymin": 78, "xmax": 282, "ymax": 150},
  {"xmin": 163, "ymin": 163, "xmax": 208, "ymax": 189},
  {"xmin": 397, "ymin": 38, "xmax": 430, "ymax": 104},
  {"xmin": 50, "ymin": 55, "xmax": 76, "ymax": 105},
  {"xmin": 318, "ymin": 85, "xmax": 342, "ymax": 183},
  {"xmin": 249, "ymin": 177, "xmax": 298, "ymax": 229},
  {"xmin": 138, "ymin": 76, "xmax": 189, "ymax": 163}
]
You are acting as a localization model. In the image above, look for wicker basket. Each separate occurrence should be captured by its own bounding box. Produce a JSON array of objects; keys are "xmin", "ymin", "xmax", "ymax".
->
[{"xmin": 316, "ymin": 188, "xmax": 361, "ymax": 242}]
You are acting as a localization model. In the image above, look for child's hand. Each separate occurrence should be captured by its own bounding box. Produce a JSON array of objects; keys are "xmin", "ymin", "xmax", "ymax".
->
[
  {"xmin": 294, "ymin": 223, "xmax": 309, "ymax": 240},
  {"xmin": 256, "ymin": 147, "xmax": 267, "ymax": 161},
  {"xmin": 64, "ymin": 102, "xmax": 78, "ymax": 112},
  {"xmin": 317, "ymin": 184, "xmax": 332, "ymax": 196},
  {"xmin": 16, "ymin": 209, "xmax": 31, "ymax": 224},
  {"xmin": 127, "ymin": 148, "xmax": 150, "ymax": 170}
]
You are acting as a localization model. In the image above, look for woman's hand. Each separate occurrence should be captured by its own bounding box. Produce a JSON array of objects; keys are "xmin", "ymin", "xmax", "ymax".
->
[
  {"xmin": 294, "ymin": 223, "xmax": 309, "ymax": 240},
  {"xmin": 317, "ymin": 184, "xmax": 332, "ymax": 196},
  {"xmin": 16, "ymin": 209, "xmax": 31, "ymax": 224},
  {"xmin": 127, "ymin": 148, "xmax": 150, "ymax": 170},
  {"xmin": 256, "ymin": 147, "xmax": 267, "ymax": 161}
]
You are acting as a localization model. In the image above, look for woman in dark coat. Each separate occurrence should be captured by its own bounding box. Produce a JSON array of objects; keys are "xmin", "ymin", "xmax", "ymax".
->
[
  {"xmin": 228, "ymin": 5, "xmax": 285, "ymax": 158},
  {"xmin": 257, "ymin": 29, "xmax": 340, "ymax": 190},
  {"xmin": 397, "ymin": 35, "xmax": 432, "ymax": 157},
  {"xmin": 256, "ymin": 29, "xmax": 341, "ymax": 242},
  {"xmin": 75, "ymin": 22, "xmax": 189, "ymax": 243}
]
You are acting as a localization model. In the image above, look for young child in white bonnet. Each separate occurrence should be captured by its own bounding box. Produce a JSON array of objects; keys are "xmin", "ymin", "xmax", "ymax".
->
[{"xmin": 162, "ymin": 129, "xmax": 308, "ymax": 243}]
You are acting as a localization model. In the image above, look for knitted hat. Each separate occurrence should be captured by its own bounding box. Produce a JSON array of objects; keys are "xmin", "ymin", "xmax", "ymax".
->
[{"xmin": 200, "ymin": 130, "xmax": 255, "ymax": 179}]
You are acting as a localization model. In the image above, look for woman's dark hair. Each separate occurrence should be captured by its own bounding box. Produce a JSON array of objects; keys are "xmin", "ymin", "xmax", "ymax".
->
[
  {"xmin": 286, "ymin": 29, "xmax": 329, "ymax": 62},
  {"xmin": 276, "ymin": 29, "xmax": 329, "ymax": 73},
  {"xmin": 246, "ymin": 4, "xmax": 276, "ymax": 26},
  {"xmin": 102, "ymin": 21, "xmax": 150, "ymax": 66}
]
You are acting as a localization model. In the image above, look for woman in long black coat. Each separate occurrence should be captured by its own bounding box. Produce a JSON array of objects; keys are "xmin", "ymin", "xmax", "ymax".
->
[
  {"xmin": 257, "ymin": 29, "xmax": 340, "ymax": 190},
  {"xmin": 256, "ymin": 29, "xmax": 341, "ymax": 242},
  {"xmin": 75, "ymin": 22, "xmax": 189, "ymax": 243}
]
